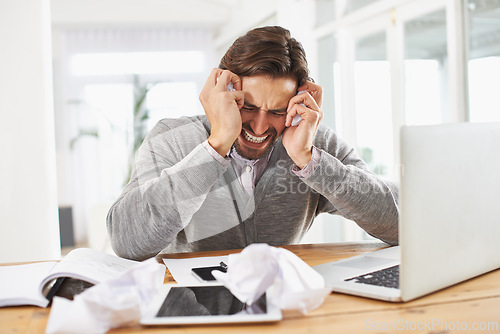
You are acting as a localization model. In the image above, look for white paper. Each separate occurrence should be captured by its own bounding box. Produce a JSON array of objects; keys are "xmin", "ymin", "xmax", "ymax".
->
[
  {"xmin": 212, "ymin": 244, "xmax": 331, "ymax": 314},
  {"xmin": 46, "ymin": 258, "xmax": 166, "ymax": 334},
  {"xmin": 41, "ymin": 248, "xmax": 138, "ymax": 287},
  {"xmin": 291, "ymin": 114, "xmax": 302, "ymax": 126},
  {"xmin": 162, "ymin": 255, "xmax": 228, "ymax": 286},
  {"xmin": 0, "ymin": 262, "xmax": 55, "ymax": 307},
  {"xmin": 0, "ymin": 248, "xmax": 138, "ymax": 308}
]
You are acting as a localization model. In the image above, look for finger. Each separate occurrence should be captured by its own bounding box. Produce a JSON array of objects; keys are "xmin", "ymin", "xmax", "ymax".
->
[
  {"xmin": 285, "ymin": 92, "xmax": 309, "ymax": 127},
  {"xmin": 202, "ymin": 68, "xmax": 223, "ymax": 92},
  {"xmin": 285, "ymin": 103, "xmax": 308, "ymax": 127},
  {"xmin": 285, "ymin": 105, "xmax": 298, "ymax": 127},
  {"xmin": 211, "ymin": 67, "xmax": 223, "ymax": 79},
  {"xmin": 287, "ymin": 91, "xmax": 319, "ymax": 112},
  {"xmin": 297, "ymin": 80, "xmax": 315, "ymax": 92},
  {"xmin": 297, "ymin": 81, "xmax": 323, "ymax": 108},
  {"xmin": 286, "ymin": 101, "xmax": 323, "ymax": 128},
  {"xmin": 233, "ymin": 91, "xmax": 245, "ymax": 109},
  {"xmin": 214, "ymin": 70, "xmax": 245, "ymax": 110},
  {"xmin": 217, "ymin": 70, "xmax": 242, "ymax": 91}
]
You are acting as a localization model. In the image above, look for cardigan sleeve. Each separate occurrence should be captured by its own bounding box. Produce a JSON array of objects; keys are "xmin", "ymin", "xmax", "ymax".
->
[
  {"xmin": 298, "ymin": 127, "xmax": 399, "ymax": 245},
  {"xmin": 106, "ymin": 119, "xmax": 229, "ymax": 260}
]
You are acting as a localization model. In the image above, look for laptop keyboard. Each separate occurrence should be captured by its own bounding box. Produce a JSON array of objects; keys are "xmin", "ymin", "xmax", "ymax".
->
[{"xmin": 345, "ymin": 265, "xmax": 400, "ymax": 289}]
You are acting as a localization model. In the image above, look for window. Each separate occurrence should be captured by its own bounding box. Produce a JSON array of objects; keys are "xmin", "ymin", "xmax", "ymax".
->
[
  {"xmin": 467, "ymin": 0, "xmax": 500, "ymax": 122},
  {"xmin": 312, "ymin": 0, "xmax": 480, "ymax": 243},
  {"xmin": 53, "ymin": 28, "xmax": 214, "ymax": 246},
  {"xmin": 145, "ymin": 82, "xmax": 199, "ymax": 125},
  {"xmin": 468, "ymin": 57, "xmax": 500, "ymax": 122},
  {"xmin": 70, "ymin": 51, "xmax": 205, "ymax": 76},
  {"xmin": 69, "ymin": 52, "xmax": 204, "ymax": 199},
  {"xmin": 354, "ymin": 31, "xmax": 393, "ymax": 177},
  {"xmin": 342, "ymin": 0, "xmax": 380, "ymax": 16},
  {"xmin": 404, "ymin": 9, "xmax": 448, "ymax": 125}
]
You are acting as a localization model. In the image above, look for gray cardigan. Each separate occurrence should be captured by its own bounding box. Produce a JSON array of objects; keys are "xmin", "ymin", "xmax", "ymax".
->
[{"xmin": 107, "ymin": 115, "xmax": 399, "ymax": 260}]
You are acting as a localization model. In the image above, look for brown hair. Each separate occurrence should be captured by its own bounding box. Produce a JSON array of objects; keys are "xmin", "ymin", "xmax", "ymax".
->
[{"xmin": 219, "ymin": 26, "xmax": 309, "ymax": 87}]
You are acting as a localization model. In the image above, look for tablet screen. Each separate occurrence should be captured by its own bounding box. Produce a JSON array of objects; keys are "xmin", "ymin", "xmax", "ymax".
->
[{"xmin": 155, "ymin": 286, "xmax": 267, "ymax": 317}]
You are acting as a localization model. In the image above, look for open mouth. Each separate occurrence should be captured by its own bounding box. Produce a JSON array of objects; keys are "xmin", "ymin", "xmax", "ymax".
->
[
  {"xmin": 242, "ymin": 129, "xmax": 269, "ymax": 144},
  {"xmin": 235, "ymin": 127, "xmax": 276, "ymax": 159}
]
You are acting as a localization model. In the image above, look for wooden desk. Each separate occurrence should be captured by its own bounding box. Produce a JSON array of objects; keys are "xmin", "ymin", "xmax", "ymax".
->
[{"xmin": 1, "ymin": 242, "xmax": 499, "ymax": 333}]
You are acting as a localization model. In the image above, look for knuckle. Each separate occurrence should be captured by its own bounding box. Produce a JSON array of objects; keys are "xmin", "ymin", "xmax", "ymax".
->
[
  {"xmin": 317, "ymin": 110, "xmax": 324, "ymax": 122},
  {"xmin": 199, "ymin": 90, "xmax": 208, "ymax": 101}
]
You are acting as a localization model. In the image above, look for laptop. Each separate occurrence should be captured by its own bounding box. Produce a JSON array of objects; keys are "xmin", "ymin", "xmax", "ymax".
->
[{"xmin": 313, "ymin": 122, "xmax": 500, "ymax": 302}]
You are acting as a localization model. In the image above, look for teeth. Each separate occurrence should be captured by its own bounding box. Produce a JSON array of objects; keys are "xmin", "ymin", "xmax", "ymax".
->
[{"xmin": 243, "ymin": 130, "xmax": 268, "ymax": 144}]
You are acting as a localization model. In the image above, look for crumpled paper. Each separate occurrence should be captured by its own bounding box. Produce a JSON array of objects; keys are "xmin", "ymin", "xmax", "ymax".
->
[
  {"xmin": 212, "ymin": 243, "xmax": 331, "ymax": 314},
  {"xmin": 45, "ymin": 258, "xmax": 166, "ymax": 334}
]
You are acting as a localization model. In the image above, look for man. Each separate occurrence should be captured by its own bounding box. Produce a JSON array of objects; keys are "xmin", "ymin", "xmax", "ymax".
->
[{"xmin": 107, "ymin": 26, "xmax": 399, "ymax": 261}]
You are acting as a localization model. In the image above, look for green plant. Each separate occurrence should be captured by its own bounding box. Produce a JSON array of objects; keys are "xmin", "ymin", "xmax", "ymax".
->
[
  {"xmin": 68, "ymin": 100, "xmax": 114, "ymax": 149},
  {"xmin": 126, "ymin": 75, "xmax": 156, "ymax": 183}
]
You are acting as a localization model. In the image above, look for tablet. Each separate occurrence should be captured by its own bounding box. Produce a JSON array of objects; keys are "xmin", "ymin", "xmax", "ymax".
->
[{"xmin": 140, "ymin": 284, "xmax": 282, "ymax": 326}]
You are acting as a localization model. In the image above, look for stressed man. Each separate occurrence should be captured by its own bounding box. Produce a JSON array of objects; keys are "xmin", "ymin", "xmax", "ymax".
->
[{"xmin": 107, "ymin": 26, "xmax": 399, "ymax": 261}]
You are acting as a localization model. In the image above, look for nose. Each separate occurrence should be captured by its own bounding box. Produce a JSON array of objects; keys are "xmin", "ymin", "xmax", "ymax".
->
[{"xmin": 250, "ymin": 110, "xmax": 269, "ymax": 135}]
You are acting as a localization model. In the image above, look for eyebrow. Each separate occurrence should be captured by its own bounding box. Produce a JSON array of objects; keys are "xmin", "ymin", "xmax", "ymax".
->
[{"xmin": 243, "ymin": 101, "xmax": 288, "ymax": 114}]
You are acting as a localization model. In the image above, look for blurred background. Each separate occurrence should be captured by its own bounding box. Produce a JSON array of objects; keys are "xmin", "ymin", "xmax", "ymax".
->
[{"xmin": 1, "ymin": 0, "xmax": 499, "ymax": 261}]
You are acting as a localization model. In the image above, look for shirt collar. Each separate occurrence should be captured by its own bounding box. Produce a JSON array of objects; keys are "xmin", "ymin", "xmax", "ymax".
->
[{"xmin": 229, "ymin": 145, "xmax": 274, "ymax": 166}]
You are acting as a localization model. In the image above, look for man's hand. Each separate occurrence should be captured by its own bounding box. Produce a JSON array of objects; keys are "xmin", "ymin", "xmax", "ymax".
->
[
  {"xmin": 199, "ymin": 68, "xmax": 244, "ymax": 157},
  {"xmin": 282, "ymin": 81, "xmax": 323, "ymax": 169}
]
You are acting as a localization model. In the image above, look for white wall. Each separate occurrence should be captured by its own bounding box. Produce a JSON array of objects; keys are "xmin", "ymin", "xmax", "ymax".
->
[
  {"xmin": 214, "ymin": 0, "xmax": 279, "ymax": 58},
  {"xmin": 51, "ymin": 0, "xmax": 229, "ymax": 29},
  {"xmin": 276, "ymin": 0, "xmax": 318, "ymax": 78},
  {"xmin": 0, "ymin": 0, "xmax": 61, "ymax": 262}
]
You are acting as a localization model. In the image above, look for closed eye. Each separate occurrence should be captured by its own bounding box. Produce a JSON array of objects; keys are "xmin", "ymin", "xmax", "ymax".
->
[
  {"xmin": 269, "ymin": 110, "xmax": 287, "ymax": 116},
  {"xmin": 241, "ymin": 106, "xmax": 259, "ymax": 112},
  {"xmin": 241, "ymin": 103, "xmax": 287, "ymax": 116}
]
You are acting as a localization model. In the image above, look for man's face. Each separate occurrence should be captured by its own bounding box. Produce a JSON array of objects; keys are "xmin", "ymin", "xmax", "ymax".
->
[{"xmin": 233, "ymin": 75, "xmax": 297, "ymax": 160}]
